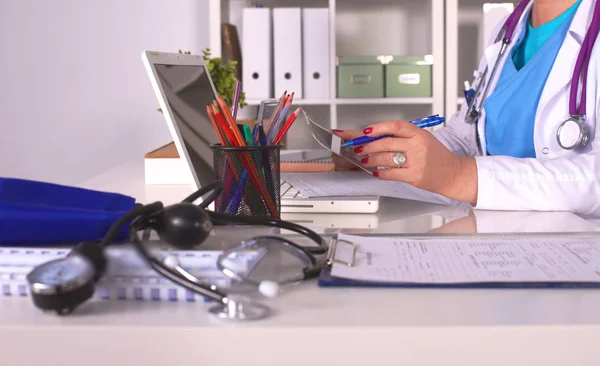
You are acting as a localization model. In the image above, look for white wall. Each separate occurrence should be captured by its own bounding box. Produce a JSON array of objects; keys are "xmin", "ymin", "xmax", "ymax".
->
[{"xmin": 0, "ymin": 0, "xmax": 211, "ymax": 185}]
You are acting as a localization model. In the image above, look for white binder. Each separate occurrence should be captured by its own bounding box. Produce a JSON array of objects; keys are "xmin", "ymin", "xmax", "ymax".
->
[
  {"xmin": 273, "ymin": 8, "xmax": 303, "ymax": 98},
  {"xmin": 302, "ymin": 8, "xmax": 330, "ymax": 100},
  {"xmin": 242, "ymin": 7, "xmax": 272, "ymax": 100}
]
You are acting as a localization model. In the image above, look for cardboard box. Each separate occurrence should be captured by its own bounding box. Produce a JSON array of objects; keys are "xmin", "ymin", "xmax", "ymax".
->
[
  {"xmin": 337, "ymin": 56, "xmax": 385, "ymax": 98},
  {"xmin": 385, "ymin": 55, "xmax": 433, "ymax": 98}
]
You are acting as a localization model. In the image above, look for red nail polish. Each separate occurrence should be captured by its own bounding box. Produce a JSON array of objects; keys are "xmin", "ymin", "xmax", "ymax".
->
[
  {"xmin": 333, "ymin": 129, "xmax": 343, "ymax": 132},
  {"xmin": 373, "ymin": 171, "xmax": 379, "ymax": 177},
  {"xmin": 361, "ymin": 157, "xmax": 368, "ymax": 164},
  {"xmin": 354, "ymin": 146, "xmax": 363, "ymax": 153},
  {"xmin": 363, "ymin": 127, "xmax": 373, "ymax": 135}
]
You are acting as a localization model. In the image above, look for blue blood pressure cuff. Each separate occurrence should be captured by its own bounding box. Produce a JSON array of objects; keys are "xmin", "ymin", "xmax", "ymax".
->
[{"xmin": 0, "ymin": 177, "xmax": 136, "ymax": 245}]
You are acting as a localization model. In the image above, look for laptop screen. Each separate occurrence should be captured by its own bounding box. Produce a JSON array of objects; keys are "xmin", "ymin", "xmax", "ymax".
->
[{"xmin": 153, "ymin": 63, "xmax": 217, "ymax": 187}]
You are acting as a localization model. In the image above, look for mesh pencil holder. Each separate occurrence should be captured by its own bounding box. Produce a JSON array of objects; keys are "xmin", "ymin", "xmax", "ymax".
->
[{"xmin": 211, "ymin": 143, "xmax": 282, "ymax": 219}]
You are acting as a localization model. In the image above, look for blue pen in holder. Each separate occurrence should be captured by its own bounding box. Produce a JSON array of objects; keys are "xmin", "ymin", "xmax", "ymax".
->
[{"xmin": 210, "ymin": 143, "xmax": 282, "ymax": 219}]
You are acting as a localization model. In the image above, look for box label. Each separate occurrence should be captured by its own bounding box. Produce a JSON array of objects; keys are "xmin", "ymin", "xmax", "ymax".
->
[
  {"xmin": 398, "ymin": 73, "xmax": 420, "ymax": 85},
  {"xmin": 351, "ymin": 74, "xmax": 372, "ymax": 84}
]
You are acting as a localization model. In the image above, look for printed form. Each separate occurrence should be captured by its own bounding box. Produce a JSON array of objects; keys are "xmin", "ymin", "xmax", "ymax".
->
[
  {"xmin": 331, "ymin": 234, "xmax": 600, "ymax": 284},
  {"xmin": 281, "ymin": 171, "xmax": 456, "ymax": 206}
]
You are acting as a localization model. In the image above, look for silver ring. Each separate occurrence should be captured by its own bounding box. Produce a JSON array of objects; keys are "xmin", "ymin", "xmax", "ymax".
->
[{"xmin": 392, "ymin": 152, "xmax": 406, "ymax": 167}]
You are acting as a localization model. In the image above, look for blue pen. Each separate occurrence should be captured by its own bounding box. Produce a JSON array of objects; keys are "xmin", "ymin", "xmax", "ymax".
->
[
  {"xmin": 342, "ymin": 115, "xmax": 446, "ymax": 147},
  {"xmin": 226, "ymin": 171, "xmax": 247, "ymax": 214},
  {"xmin": 258, "ymin": 126, "xmax": 275, "ymax": 199},
  {"xmin": 463, "ymin": 81, "xmax": 475, "ymax": 106}
]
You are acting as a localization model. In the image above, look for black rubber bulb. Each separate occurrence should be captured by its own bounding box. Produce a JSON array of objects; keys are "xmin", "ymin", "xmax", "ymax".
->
[{"xmin": 150, "ymin": 203, "xmax": 213, "ymax": 249}]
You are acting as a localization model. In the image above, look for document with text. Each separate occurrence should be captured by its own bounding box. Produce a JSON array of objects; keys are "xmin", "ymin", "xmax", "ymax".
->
[
  {"xmin": 331, "ymin": 234, "xmax": 600, "ymax": 284},
  {"xmin": 281, "ymin": 171, "xmax": 456, "ymax": 205}
]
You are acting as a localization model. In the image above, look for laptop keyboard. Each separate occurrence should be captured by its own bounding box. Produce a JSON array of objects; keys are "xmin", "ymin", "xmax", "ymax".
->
[{"xmin": 280, "ymin": 180, "xmax": 305, "ymax": 199}]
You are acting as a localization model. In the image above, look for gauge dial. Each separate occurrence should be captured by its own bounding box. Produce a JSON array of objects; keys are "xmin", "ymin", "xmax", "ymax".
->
[{"xmin": 27, "ymin": 256, "xmax": 94, "ymax": 295}]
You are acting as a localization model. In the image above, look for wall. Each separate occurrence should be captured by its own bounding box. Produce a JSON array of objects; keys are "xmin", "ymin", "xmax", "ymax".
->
[{"xmin": 0, "ymin": 0, "xmax": 210, "ymax": 185}]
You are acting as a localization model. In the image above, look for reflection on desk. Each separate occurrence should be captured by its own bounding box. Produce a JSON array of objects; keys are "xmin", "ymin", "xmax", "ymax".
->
[{"xmin": 78, "ymin": 158, "xmax": 600, "ymax": 235}]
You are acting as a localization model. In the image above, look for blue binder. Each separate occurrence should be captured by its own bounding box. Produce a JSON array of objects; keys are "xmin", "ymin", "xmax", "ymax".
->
[
  {"xmin": 317, "ymin": 268, "xmax": 600, "ymax": 289},
  {"xmin": 0, "ymin": 177, "xmax": 136, "ymax": 245}
]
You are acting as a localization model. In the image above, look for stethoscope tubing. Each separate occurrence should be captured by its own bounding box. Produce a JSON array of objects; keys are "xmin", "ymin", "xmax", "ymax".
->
[
  {"xmin": 121, "ymin": 182, "xmax": 326, "ymax": 306},
  {"xmin": 216, "ymin": 235, "xmax": 319, "ymax": 287},
  {"xmin": 466, "ymin": 0, "xmax": 599, "ymax": 152}
]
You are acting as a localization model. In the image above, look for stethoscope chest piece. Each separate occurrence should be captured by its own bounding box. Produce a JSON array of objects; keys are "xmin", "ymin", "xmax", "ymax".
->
[
  {"xmin": 557, "ymin": 115, "xmax": 589, "ymax": 150},
  {"xmin": 209, "ymin": 297, "xmax": 270, "ymax": 321}
]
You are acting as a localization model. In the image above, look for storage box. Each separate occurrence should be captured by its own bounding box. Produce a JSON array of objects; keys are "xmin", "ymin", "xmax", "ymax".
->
[
  {"xmin": 337, "ymin": 56, "xmax": 385, "ymax": 98},
  {"xmin": 385, "ymin": 55, "xmax": 433, "ymax": 98}
]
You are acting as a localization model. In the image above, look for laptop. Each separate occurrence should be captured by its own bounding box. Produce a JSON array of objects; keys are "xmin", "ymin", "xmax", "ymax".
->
[{"xmin": 141, "ymin": 51, "xmax": 380, "ymax": 214}]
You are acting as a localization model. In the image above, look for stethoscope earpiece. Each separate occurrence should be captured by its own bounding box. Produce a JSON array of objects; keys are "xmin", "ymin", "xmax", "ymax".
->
[{"xmin": 258, "ymin": 280, "xmax": 280, "ymax": 298}]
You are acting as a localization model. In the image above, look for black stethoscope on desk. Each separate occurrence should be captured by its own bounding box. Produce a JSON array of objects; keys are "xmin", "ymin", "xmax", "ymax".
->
[{"xmin": 25, "ymin": 181, "xmax": 326, "ymax": 321}]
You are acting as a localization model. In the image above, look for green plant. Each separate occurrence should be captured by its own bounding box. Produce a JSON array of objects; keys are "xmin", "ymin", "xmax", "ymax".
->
[
  {"xmin": 157, "ymin": 48, "xmax": 246, "ymax": 114},
  {"xmin": 201, "ymin": 48, "xmax": 247, "ymax": 109}
]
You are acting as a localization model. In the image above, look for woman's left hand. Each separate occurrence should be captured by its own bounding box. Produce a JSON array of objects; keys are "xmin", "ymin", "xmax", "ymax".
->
[{"xmin": 354, "ymin": 120, "xmax": 478, "ymax": 204}]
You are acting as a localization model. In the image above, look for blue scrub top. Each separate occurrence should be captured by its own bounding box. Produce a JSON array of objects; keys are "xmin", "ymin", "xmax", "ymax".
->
[
  {"xmin": 512, "ymin": 0, "xmax": 582, "ymax": 70},
  {"xmin": 483, "ymin": 0, "xmax": 581, "ymax": 158}
]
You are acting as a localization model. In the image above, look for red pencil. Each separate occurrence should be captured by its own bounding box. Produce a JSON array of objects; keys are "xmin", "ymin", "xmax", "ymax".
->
[
  {"xmin": 215, "ymin": 97, "xmax": 278, "ymax": 217},
  {"xmin": 211, "ymin": 103, "xmax": 237, "ymax": 146},
  {"xmin": 264, "ymin": 91, "xmax": 287, "ymax": 133},
  {"xmin": 274, "ymin": 107, "xmax": 301, "ymax": 145},
  {"xmin": 217, "ymin": 96, "xmax": 245, "ymax": 146},
  {"xmin": 206, "ymin": 103, "xmax": 227, "ymax": 146}
]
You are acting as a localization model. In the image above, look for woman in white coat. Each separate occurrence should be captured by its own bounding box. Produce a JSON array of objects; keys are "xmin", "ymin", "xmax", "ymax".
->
[{"xmin": 334, "ymin": 0, "xmax": 600, "ymax": 216}]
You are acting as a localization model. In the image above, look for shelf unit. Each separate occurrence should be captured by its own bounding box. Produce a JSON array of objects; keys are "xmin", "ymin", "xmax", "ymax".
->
[
  {"xmin": 211, "ymin": 0, "xmax": 444, "ymax": 136},
  {"xmin": 246, "ymin": 97, "xmax": 435, "ymax": 106},
  {"xmin": 208, "ymin": 0, "xmax": 511, "ymax": 148},
  {"xmin": 444, "ymin": 0, "xmax": 518, "ymax": 116}
]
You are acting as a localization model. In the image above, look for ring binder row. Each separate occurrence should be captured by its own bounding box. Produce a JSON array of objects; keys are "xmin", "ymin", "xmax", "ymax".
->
[
  {"xmin": 0, "ymin": 273, "xmax": 230, "ymax": 303},
  {"xmin": 325, "ymin": 238, "xmax": 358, "ymax": 267},
  {"xmin": 0, "ymin": 246, "xmax": 260, "ymax": 303}
]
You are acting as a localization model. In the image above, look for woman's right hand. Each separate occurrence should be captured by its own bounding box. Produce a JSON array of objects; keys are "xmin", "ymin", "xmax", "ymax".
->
[{"xmin": 332, "ymin": 129, "xmax": 363, "ymax": 171}]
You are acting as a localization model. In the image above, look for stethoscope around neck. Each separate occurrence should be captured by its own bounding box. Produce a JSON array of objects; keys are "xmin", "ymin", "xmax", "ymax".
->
[{"xmin": 465, "ymin": 0, "xmax": 600, "ymax": 151}]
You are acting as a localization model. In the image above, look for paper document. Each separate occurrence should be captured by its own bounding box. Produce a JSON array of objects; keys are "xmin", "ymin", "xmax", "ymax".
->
[
  {"xmin": 331, "ymin": 233, "xmax": 600, "ymax": 284},
  {"xmin": 281, "ymin": 171, "xmax": 456, "ymax": 205},
  {"xmin": 0, "ymin": 245, "xmax": 265, "ymax": 302},
  {"xmin": 304, "ymin": 113, "xmax": 374, "ymax": 173}
]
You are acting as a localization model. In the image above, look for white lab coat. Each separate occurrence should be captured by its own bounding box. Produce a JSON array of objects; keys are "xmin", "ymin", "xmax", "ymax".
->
[{"xmin": 434, "ymin": 0, "xmax": 600, "ymax": 217}]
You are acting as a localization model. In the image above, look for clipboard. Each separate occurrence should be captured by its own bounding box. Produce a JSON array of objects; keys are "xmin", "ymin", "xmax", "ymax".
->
[
  {"xmin": 317, "ymin": 234, "xmax": 600, "ymax": 289},
  {"xmin": 303, "ymin": 110, "xmax": 375, "ymax": 173}
]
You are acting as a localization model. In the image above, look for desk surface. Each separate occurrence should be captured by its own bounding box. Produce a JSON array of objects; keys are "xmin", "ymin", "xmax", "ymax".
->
[
  {"xmin": 3, "ymin": 159, "xmax": 600, "ymax": 366},
  {"xmin": 78, "ymin": 158, "xmax": 600, "ymax": 235}
]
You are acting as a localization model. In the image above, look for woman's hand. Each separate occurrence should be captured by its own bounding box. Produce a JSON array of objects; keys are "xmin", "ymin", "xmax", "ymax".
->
[
  {"xmin": 331, "ymin": 129, "xmax": 362, "ymax": 171},
  {"xmin": 353, "ymin": 121, "xmax": 479, "ymax": 204}
]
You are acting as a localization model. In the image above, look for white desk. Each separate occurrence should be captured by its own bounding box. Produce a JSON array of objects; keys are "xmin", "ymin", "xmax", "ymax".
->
[{"xmin": 2, "ymin": 159, "xmax": 600, "ymax": 366}]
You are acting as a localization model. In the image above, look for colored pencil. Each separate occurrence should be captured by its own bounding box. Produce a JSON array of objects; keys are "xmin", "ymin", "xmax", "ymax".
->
[
  {"xmin": 216, "ymin": 97, "xmax": 278, "ymax": 217},
  {"xmin": 209, "ymin": 104, "xmax": 266, "ymax": 214},
  {"xmin": 211, "ymin": 103, "xmax": 236, "ymax": 146},
  {"xmin": 206, "ymin": 88, "xmax": 311, "ymax": 219},
  {"xmin": 207, "ymin": 104, "xmax": 234, "ymax": 211},
  {"xmin": 258, "ymin": 125, "xmax": 275, "ymax": 199},
  {"xmin": 206, "ymin": 103, "xmax": 227, "ymax": 146},
  {"xmin": 268, "ymin": 92, "xmax": 294, "ymax": 143},
  {"xmin": 274, "ymin": 107, "xmax": 301, "ymax": 145},
  {"xmin": 217, "ymin": 96, "xmax": 245, "ymax": 146},
  {"xmin": 231, "ymin": 80, "xmax": 241, "ymax": 120},
  {"xmin": 264, "ymin": 91, "xmax": 287, "ymax": 134}
]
